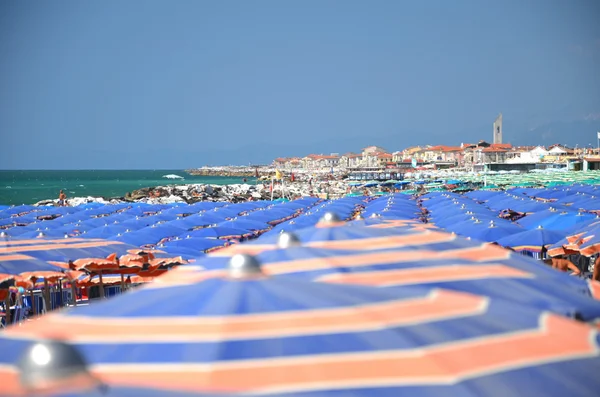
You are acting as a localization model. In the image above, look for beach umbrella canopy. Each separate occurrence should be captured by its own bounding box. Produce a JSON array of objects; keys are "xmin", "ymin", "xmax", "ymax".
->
[
  {"xmin": 16, "ymin": 228, "xmax": 74, "ymax": 239},
  {"xmin": 47, "ymin": 385, "xmax": 220, "ymax": 397},
  {"xmin": 2, "ymin": 257, "xmax": 600, "ymax": 396},
  {"xmin": 0, "ymin": 205, "xmax": 38, "ymax": 217},
  {"xmin": 78, "ymin": 217, "xmax": 120, "ymax": 229},
  {"xmin": 218, "ymin": 219, "xmax": 272, "ymax": 232},
  {"xmin": 460, "ymin": 221, "xmax": 524, "ymax": 243},
  {"xmin": 160, "ymin": 237, "xmax": 227, "ymax": 253},
  {"xmin": 181, "ymin": 226, "xmax": 253, "ymax": 240},
  {"xmin": 243, "ymin": 209, "xmax": 298, "ymax": 224},
  {"xmin": 570, "ymin": 198, "xmax": 600, "ymax": 212},
  {"xmin": 495, "ymin": 226, "xmax": 566, "ymax": 252},
  {"xmin": 0, "ymin": 253, "xmax": 66, "ymax": 284},
  {"xmin": 117, "ymin": 216, "xmax": 161, "ymax": 230},
  {"xmin": 112, "ymin": 229, "xmax": 172, "ymax": 248},
  {"xmin": 80, "ymin": 225, "xmax": 131, "ymax": 239},
  {"xmin": 432, "ymin": 213, "xmax": 497, "ymax": 229},
  {"xmin": 99, "ymin": 213, "xmax": 137, "ymax": 224},
  {"xmin": 156, "ymin": 246, "xmax": 206, "ymax": 260},
  {"xmin": 519, "ymin": 211, "xmax": 596, "ymax": 231},
  {"xmin": 575, "ymin": 226, "xmax": 600, "ymax": 257},
  {"xmin": 0, "ymin": 237, "xmax": 148, "ymax": 263},
  {"xmin": 200, "ymin": 227, "xmax": 600, "ymax": 321},
  {"xmin": 167, "ymin": 213, "xmax": 230, "ymax": 230}
]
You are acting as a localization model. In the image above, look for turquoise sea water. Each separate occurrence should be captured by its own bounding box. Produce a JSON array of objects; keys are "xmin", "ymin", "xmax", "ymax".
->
[{"xmin": 0, "ymin": 170, "xmax": 253, "ymax": 206}]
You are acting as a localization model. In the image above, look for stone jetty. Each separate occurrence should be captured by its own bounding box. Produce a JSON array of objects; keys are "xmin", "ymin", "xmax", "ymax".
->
[{"xmin": 34, "ymin": 180, "xmax": 354, "ymax": 207}]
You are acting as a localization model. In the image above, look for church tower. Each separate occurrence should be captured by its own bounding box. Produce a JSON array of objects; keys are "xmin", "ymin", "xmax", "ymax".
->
[{"xmin": 493, "ymin": 113, "xmax": 503, "ymax": 144}]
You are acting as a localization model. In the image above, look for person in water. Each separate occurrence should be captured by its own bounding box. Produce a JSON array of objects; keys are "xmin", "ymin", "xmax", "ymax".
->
[{"xmin": 58, "ymin": 190, "xmax": 67, "ymax": 206}]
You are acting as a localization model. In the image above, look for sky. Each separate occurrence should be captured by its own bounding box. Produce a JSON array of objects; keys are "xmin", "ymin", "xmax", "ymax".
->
[{"xmin": 0, "ymin": 0, "xmax": 599, "ymax": 169}]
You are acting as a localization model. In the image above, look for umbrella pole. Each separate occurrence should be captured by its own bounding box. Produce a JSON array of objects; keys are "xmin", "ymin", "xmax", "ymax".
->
[
  {"xmin": 3, "ymin": 291, "xmax": 10, "ymax": 325},
  {"xmin": 43, "ymin": 279, "xmax": 51, "ymax": 313},
  {"xmin": 30, "ymin": 289, "xmax": 36, "ymax": 317},
  {"xmin": 120, "ymin": 274, "xmax": 125, "ymax": 293},
  {"xmin": 70, "ymin": 282, "xmax": 78, "ymax": 307},
  {"xmin": 98, "ymin": 273, "xmax": 105, "ymax": 299},
  {"xmin": 58, "ymin": 281, "xmax": 63, "ymax": 308}
]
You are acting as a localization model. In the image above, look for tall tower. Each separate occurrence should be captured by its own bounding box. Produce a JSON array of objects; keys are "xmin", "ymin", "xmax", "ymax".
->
[{"xmin": 493, "ymin": 113, "xmax": 503, "ymax": 144}]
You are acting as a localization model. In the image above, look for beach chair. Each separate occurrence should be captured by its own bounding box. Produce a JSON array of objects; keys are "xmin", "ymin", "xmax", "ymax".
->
[
  {"xmin": 37, "ymin": 295, "xmax": 48, "ymax": 315},
  {"xmin": 12, "ymin": 305, "xmax": 25, "ymax": 326}
]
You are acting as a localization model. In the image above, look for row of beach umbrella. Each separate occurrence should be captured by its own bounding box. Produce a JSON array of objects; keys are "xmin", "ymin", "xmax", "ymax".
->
[
  {"xmin": 2, "ymin": 183, "xmax": 600, "ymax": 395},
  {"xmin": 1, "ymin": 216, "xmax": 600, "ymax": 396}
]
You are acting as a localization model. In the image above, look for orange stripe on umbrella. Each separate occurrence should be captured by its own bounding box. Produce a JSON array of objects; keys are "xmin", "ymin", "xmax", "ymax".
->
[
  {"xmin": 0, "ymin": 238, "xmax": 102, "ymax": 246},
  {"xmin": 0, "ymin": 241, "xmax": 126, "ymax": 254},
  {"xmin": 0, "ymin": 254, "xmax": 36, "ymax": 262},
  {"xmin": 6, "ymin": 290, "xmax": 485, "ymax": 343},
  {"xmin": 318, "ymin": 264, "xmax": 533, "ymax": 286},
  {"xmin": 71, "ymin": 315, "xmax": 597, "ymax": 394}
]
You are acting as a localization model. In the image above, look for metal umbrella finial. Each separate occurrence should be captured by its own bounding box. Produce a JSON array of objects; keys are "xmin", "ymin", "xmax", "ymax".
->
[
  {"xmin": 18, "ymin": 339, "xmax": 102, "ymax": 392},
  {"xmin": 228, "ymin": 254, "xmax": 263, "ymax": 279},
  {"xmin": 278, "ymin": 232, "xmax": 301, "ymax": 249},
  {"xmin": 320, "ymin": 212, "xmax": 341, "ymax": 223}
]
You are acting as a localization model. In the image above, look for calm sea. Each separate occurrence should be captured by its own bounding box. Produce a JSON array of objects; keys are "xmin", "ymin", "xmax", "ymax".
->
[{"xmin": 0, "ymin": 170, "xmax": 253, "ymax": 206}]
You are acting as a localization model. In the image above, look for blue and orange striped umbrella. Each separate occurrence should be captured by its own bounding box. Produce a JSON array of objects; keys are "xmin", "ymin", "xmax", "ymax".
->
[
  {"xmin": 495, "ymin": 226, "xmax": 565, "ymax": 253},
  {"xmin": 0, "ymin": 237, "xmax": 149, "ymax": 263},
  {"xmin": 1, "ymin": 258, "xmax": 600, "ymax": 396},
  {"xmin": 200, "ymin": 221, "xmax": 600, "ymax": 320},
  {"xmin": 0, "ymin": 253, "xmax": 66, "ymax": 284}
]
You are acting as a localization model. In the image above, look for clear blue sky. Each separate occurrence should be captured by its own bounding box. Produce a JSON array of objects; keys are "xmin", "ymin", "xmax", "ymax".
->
[{"xmin": 1, "ymin": 0, "xmax": 599, "ymax": 169}]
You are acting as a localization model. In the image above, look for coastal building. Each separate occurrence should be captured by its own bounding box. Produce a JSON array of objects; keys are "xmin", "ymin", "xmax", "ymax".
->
[
  {"xmin": 462, "ymin": 141, "xmax": 512, "ymax": 168},
  {"xmin": 272, "ymin": 157, "xmax": 289, "ymax": 168},
  {"xmin": 362, "ymin": 146, "xmax": 387, "ymax": 155},
  {"xmin": 481, "ymin": 144, "xmax": 511, "ymax": 163},
  {"xmin": 317, "ymin": 154, "xmax": 341, "ymax": 168},
  {"xmin": 301, "ymin": 154, "xmax": 322, "ymax": 170},
  {"xmin": 267, "ymin": 118, "xmax": 592, "ymax": 173},
  {"xmin": 361, "ymin": 150, "xmax": 389, "ymax": 168},
  {"xmin": 399, "ymin": 146, "xmax": 423, "ymax": 162},
  {"xmin": 376, "ymin": 152, "xmax": 393, "ymax": 167},
  {"xmin": 506, "ymin": 146, "xmax": 545, "ymax": 163},
  {"xmin": 391, "ymin": 151, "xmax": 403, "ymax": 163},
  {"xmin": 339, "ymin": 153, "xmax": 363, "ymax": 169}
]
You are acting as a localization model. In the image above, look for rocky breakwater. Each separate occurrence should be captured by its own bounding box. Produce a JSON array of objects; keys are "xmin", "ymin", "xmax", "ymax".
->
[
  {"xmin": 186, "ymin": 166, "xmax": 260, "ymax": 177},
  {"xmin": 124, "ymin": 180, "xmax": 351, "ymax": 204},
  {"xmin": 33, "ymin": 180, "xmax": 353, "ymax": 207}
]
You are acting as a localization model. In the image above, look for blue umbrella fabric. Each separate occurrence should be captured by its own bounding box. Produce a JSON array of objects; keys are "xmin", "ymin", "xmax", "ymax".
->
[
  {"xmin": 218, "ymin": 219, "xmax": 272, "ymax": 232},
  {"xmin": 495, "ymin": 227, "xmax": 565, "ymax": 252},
  {"xmin": 1, "ymin": 260, "xmax": 600, "ymax": 396},
  {"xmin": 519, "ymin": 210, "xmax": 596, "ymax": 231},
  {"xmin": 160, "ymin": 237, "xmax": 228, "ymax": 253},
  {"xmin": 80, "ymin": 225, "xmax": 131, "ymax": 239},
  {"xmin": 0, "ymin": 237, "xmax": 148, "ymax": 263},
  {"xmin": 0, "ymin": 253, "xmax": 66, "ymax": 284},
  {"xmin": 460, "ymin": 221, "xmax": 524, "ymax": 243},
  {"xmin": 49, "ymin": 386, "xmax": 220, "ymax": 397},
  {"xmin": 182, "ymin": 226, "xmax": 253, "ymax": 240},
  {"xmin": 207, "ymin": 221, "xmax": 598, "ymax": 309},
  {"xmin": 196, "ymin": 243, "xmax": 600, "ymax": 322}
]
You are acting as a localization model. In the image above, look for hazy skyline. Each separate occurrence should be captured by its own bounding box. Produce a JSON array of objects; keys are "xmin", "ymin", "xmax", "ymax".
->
[{"xmin": 1, "ymin": 0, "xmax": 599, "ymax": 169}]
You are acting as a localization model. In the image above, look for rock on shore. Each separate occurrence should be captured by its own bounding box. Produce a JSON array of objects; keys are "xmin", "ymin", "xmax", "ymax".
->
[{"xmin": 34, "ymin": 181, "xmax": 353, "ymax": 206}]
